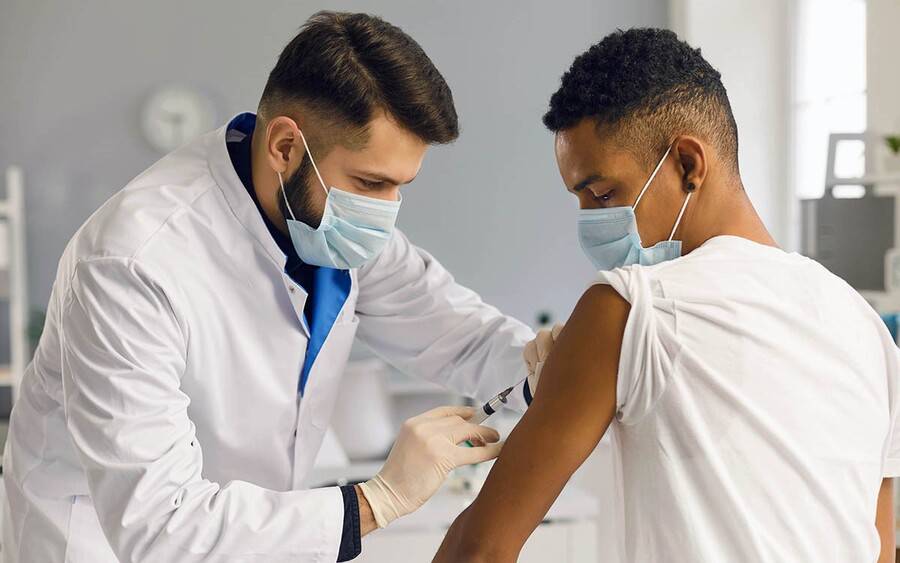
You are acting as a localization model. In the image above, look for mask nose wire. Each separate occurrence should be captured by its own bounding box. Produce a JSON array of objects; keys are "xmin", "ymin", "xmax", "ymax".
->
[{"xmin": 632, "ymin": 143, "xmax": 674, "ymax": 211}]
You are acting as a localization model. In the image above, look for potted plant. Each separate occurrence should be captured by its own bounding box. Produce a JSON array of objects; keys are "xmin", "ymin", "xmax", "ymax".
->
[{"xmin": 885, "ymin": 134, "xmax": 900, "ymax": 174}]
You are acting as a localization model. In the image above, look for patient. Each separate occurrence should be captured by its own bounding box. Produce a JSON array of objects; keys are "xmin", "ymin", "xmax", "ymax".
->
[{"xmin": 434, "ymin": 28, "xmax": 900, "ymax": 563}]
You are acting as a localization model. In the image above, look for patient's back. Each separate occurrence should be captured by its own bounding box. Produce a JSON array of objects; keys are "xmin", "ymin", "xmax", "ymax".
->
[{"xmin": 596, "ymin": 235, "xmax": 900, "ymax": 563}]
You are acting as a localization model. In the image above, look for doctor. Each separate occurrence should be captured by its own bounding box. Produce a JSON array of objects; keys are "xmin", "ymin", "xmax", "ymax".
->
[{"xmin": 2, "ymin": 11, "xmax": 544, "ymax": 563}]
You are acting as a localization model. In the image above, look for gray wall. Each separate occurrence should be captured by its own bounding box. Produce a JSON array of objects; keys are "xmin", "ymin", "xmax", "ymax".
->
[{"xmin": 0, "ymin": 0, "xmax": 667, "ymax": 331}]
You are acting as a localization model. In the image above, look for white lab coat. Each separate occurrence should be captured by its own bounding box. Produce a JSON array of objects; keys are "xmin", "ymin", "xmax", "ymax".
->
[{"xmin": 1, "ymin": 120, "xmax": 533, "ymax": 562}]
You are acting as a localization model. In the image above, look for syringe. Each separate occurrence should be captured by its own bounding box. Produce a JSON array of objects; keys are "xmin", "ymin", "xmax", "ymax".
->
[
  {"xmin": 470, "ymin": 384, "xmax": 516, "ymax": 425},
  {"xmin": 464, "ymin": 380, "xmax": 522, "ymax": 447}
]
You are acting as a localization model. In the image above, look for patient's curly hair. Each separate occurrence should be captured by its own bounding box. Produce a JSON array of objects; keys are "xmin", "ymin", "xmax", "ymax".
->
[{"xmin": 543, "ymin": 28, "xmax": 739, "ymax": 175}]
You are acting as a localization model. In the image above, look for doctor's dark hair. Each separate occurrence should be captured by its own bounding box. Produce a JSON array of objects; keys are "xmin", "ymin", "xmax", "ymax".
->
[
  {"xmin": 259, "ymin": 11, "xmax": 459, "ymax": 146},
  {"xmin": 543, "ymin": 28, "xmax": 739, "ymax": 175}
]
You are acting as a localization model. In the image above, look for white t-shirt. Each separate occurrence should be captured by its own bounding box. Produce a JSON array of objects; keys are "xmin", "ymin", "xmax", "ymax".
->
[{"xmin": 597, "ymin": 235, "xmax": 900, "ymax": 563}]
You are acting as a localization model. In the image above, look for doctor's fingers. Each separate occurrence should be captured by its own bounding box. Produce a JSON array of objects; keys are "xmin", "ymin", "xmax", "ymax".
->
[
  {"xmin": 534, "ymin": 329, "xmax": 555, "ymax": 363},
  {"xmin": 536, "ymin": 323, "xmax": 566, "ymax": 361},
  {"xmin": 523, "ymin": 338, "xmax": 540, "ymax": 372},
  {"xmin": 422, "ymin": 412, "xmax": 499, "ymax": 436},
  {"xmin": 525, "ymin": 327, "xmax": 559, "ymax": 371},
  {"xmin": 409, "ymin": 405, "xmax": 476, "ymax": 424},
  {"xmin": 446, "ymin": 421, "xmax": 501, "ymax": 446},
  {"xmin": 551, "ymin": 322, "xmax": 565, "ymax": 341},
  {"xmin": 452, "ymin": 440, "xmax": 504, "ymax": 466}
]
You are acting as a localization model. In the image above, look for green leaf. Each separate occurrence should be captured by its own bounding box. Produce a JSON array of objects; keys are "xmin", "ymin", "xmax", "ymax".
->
[{"xmin": 887, "ymin": 135, "xmax": 900, "ymax": 155}]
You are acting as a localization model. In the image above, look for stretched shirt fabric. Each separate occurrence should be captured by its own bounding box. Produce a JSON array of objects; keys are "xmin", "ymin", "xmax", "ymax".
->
[{"xmin": 597, "ymin": 235, "xmax": 900, "ymax": 562}]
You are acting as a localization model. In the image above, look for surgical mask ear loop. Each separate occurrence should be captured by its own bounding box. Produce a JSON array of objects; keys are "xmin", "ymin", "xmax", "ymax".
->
[
  {"xmin": 278, "ymin": 172, "xmax": 298, "ymax": 221},
  {"xmin": 667, "ymin": 189, "xmax": 692, "ymax": 241},
  {"xmin": 294, "ymin": 127, "xmax": 329, "ymax": 197},
  {"xmin": 632, "ymin": 143, "xmax": 674, "ymax": 211},
  {"xmin": 277, "ymin": 124, "xmax": 328, "ymax": 222}
]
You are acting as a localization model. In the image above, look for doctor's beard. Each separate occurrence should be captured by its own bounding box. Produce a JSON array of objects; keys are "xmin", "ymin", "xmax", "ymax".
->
[{"xmin": 279, "ymin": 155, "xmax": 324, "ymax": 229}]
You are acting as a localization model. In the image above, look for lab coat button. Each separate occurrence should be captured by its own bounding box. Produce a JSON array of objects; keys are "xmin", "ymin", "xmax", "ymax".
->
[{"xmin": 289, "ymin": 287, "xmax": 296, "ymax": 294}]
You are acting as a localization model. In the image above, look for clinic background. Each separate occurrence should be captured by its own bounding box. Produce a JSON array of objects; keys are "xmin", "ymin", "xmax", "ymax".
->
[
  {"xmin": 2, "ymin": 0, "xmax": 899, "ymax": 561},
  {"xmin": 0, "ymin": 0, "xmax": 665, "ymax": 332},
  {"xmin": 4, "ymin": 0, "xmax": 897, "ymax": 343},
  {"xmin": 2, "ymin": 0, "xmax": 896, "ymax": 340}
]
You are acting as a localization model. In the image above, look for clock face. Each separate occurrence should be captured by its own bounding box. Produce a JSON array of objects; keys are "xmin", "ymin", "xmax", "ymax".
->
[{"xmin": 141, "ymin": 85, "xmax": 215, "ymax": 153}]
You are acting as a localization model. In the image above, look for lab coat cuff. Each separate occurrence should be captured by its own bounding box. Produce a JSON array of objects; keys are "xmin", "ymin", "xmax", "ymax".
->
[
  {"xmin": 337, "ymin": 485, "xmax": 362, "ymax": 561},
  {"xmin": 503, "ymin": 363, "xmax": 532, "ymax": 413},
  {"xmin": 292, "ymin": 486, "xmax": 344, "ymax": 563},
  {"xmin": 523, "ymin": 378, "xmax": 534, "ymax": 406}
]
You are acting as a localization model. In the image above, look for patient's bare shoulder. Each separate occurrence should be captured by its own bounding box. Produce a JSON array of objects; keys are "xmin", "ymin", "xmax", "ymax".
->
[
  {"xmin": 432, "ymin": 282, "xmax": 631, "ymax": 563},
  {"xmin": 579, "ymin": 282, "xmax": 629, "ymax": 316},
  {"xmin": 559, "ymin": 282, "xmax": 630, "ymax": 361}
]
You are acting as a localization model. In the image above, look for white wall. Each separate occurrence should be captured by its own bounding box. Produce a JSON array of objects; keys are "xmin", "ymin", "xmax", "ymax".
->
[
  {"xmin": 0, "ymin": 0, "xmax": 667, "ymax": 330},
  {"xmin": 868, "ymin": 0, "xmax": 900, "ymax": 133},
  {"xmin": 670, "ymin": 0, "xmax": 791, "ymax": 246}
]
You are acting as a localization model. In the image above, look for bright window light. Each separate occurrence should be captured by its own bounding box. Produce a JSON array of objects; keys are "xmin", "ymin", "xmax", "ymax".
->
[
  {"xmin": 834, "ymin": 138, "xmax": 867, "ymax": 179},
  {"xmin": 832, "ymin": 184, "xmax": 867, "ymax": 199},
  {"xmin": 792, "ymin": 0, "xmax": 867, "ymax": 199}
]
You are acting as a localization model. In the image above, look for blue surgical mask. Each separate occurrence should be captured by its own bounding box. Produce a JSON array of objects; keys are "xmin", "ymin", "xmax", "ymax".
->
[
  {"xmin": 279, "ymin": 129, "xmax": 401, "ymax": 270},
  {"xmin": 577, "ymin": 144, "xmax": 692, "ymax": 271}
]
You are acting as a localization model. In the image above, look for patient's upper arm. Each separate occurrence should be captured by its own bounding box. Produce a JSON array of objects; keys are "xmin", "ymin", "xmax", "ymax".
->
[{"xmin": 435, "ymin": 283, "xmax": 630, "ymax": 562}]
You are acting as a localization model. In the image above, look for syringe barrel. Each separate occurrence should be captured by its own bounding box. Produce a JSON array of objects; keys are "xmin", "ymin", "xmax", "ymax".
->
[{"xmin": 469, "ymin": 404, "xmax": 492, "ymax": 425}]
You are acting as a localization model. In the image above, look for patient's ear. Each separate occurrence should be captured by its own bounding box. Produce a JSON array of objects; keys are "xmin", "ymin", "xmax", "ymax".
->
[{"xmin": 673, "ymin": 136, "xmax": 708, "ymax": 193}]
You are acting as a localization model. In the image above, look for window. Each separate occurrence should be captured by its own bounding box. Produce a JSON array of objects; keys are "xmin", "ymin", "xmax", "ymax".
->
[{"xmin": 791, "ymin": 0, "xmax": 867, "ymax": 199}]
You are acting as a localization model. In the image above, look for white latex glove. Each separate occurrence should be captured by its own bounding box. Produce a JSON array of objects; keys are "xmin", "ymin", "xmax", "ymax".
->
[
  {"xmin": 358, "ymin": 405, "xmax": 502, "ymax": 528},
  {"xmin": 523, "ymin": 323, "xmax": 565, "ymax": 396}
]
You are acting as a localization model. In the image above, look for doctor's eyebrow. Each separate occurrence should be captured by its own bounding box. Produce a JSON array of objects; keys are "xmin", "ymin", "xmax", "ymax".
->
[
  {"xmin": 572, "ymin": 173, "xmax": 604, "ymax": 192},
  {"xmin": 353, "ymin": 170, "xmax": 419, "ymax": 186}
]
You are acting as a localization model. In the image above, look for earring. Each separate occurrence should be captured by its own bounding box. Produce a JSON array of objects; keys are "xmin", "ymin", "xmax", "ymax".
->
[{"xmin": 686, "ymin": 182, "xmax": 696, "ymax": 192}]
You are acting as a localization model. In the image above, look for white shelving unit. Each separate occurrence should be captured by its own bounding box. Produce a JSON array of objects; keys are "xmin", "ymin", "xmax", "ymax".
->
[
  {"xmin": 827, "ymin": 173, "xmax": 900, "ymax": 189},
  {"xmin": 1, "ymin": 166, "xmax": 29, "ymax": 402},
  {"xmin": 816, "ymin": 134, "xmax": 900, "ymax": 315}
]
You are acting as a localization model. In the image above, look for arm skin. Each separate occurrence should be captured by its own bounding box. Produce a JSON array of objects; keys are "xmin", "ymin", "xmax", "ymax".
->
[
  {"xmin": 877, "ymin": 478, "xmax": 896, "ymax": 563},
  {"xmin": 433, "ymin": 284, "xmax": 630, "ymax": 562},
  {"xmin": 355, "ymin": 485, "xmax": 378, "ymax": 537}
]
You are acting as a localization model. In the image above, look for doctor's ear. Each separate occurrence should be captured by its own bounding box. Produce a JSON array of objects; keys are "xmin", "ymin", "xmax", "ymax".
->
[
  {"xmin": 672, "ymin": 136, "xmax": 708, "ymax": 194},
  {"xmin": 265, "ymin": 116, "xmax": 303, "ymax": 174}
]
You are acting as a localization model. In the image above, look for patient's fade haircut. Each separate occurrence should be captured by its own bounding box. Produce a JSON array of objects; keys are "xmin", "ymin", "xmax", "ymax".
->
[
  {"xmin": 259, "ymin": 11, "xmax": 459, "ymax": 151},
  {"xmin": 543, "ymin": 28, "xmax": 740, "ymax": 176}
]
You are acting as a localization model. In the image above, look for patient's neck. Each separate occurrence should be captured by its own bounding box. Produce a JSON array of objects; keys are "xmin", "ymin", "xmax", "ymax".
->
[{"xmin": 679, "ymin": 174, "xmax": 778, "ymax": 255}]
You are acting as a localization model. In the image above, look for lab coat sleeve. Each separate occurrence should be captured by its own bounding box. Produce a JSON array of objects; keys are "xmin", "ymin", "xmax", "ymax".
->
[
  {"xmin": 355, "ymin": 230, "xmax": 534, "ymax": 411},
  {"xmin": 60, "ymin": 257, "xmax": 345, "ymax": 563}
]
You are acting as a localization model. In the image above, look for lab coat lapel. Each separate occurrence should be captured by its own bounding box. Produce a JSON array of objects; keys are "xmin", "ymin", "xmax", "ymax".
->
[
  {"xmin": 206, "ymin": 121, "xmax": 311, "ymax": 338},
  {"xmin": 207, "ymin": 123, "xmax": 287, "ymax": 270},
  {"xmin": 293, "ymin": 272, "xmax": 359, "ymax": 482}
]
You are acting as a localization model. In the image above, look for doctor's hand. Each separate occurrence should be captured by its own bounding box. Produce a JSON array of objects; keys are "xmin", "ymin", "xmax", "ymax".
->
[
  {"xmin": 523, "ymin": 323, "xmax": 565, "ymax": 396},
  {"xmin": 357, "ymin": 406, "xmax": 502, "ymax": 529}
]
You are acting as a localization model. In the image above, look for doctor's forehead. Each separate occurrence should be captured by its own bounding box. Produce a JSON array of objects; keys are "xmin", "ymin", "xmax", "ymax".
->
[{"xmin": 336, "ymin": 112, "xmax": 427, "ymax": 182}]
